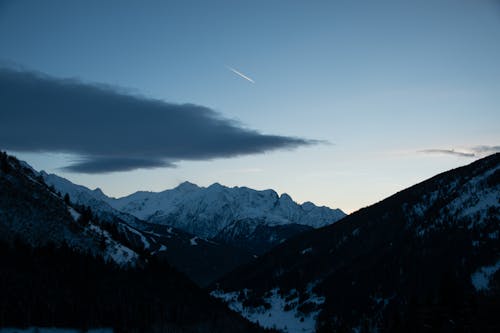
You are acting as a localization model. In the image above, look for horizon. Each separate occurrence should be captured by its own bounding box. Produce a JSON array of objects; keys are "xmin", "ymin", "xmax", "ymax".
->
[{"xmin": 1, "ymin": 0, "xmax": 499, "ymax": 213}]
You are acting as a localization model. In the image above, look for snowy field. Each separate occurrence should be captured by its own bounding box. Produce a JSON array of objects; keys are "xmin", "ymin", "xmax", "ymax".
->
[{"xmin": 211, "ymin": 285, "xmax": 325, "ymax": 333}]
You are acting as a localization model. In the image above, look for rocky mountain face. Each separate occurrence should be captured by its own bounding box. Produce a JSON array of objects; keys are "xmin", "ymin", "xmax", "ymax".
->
[
  {"xmin": 105, "ymin": 181, "xmax": 345, "ymax": 252},
  {"xmin": 212, "ymin": 153, "xmax": 500, "ymax": 333},
  {"xmin": 109, "ymin": 182, "xmax": 345, "ymax": 236},
  {"xmin": 43, "ymin": 173, "xmax": 345, "ymax": 256}
]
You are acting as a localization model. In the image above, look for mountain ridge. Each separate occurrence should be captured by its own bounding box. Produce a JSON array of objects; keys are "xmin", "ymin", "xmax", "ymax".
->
[
  {"xmin": 42, "ymin": 172, "xmax": 346, "ymax": 255},
  {"xmin": 105, "ymin": 180, "xmax": 345, "ymax": 238},
  {"xmin": 211, "ymin": 153, "xmax": 500, "ymax": 333}
]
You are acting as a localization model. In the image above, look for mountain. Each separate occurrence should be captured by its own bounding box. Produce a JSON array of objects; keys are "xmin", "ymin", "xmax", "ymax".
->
[
  {"xmin": 42, "ymin": 172, "xmax": 345, "ymax": 256},
  {"xmin": 109, "ymin": 182, "xmax": 345, "ymax": 236},
  {"xmin": 211, "ymin": 153, "xmax": 500, "ymax": 333},
  {"xmin": 40, "ymin": 170, "xmax": 146, "ymax": 229},
  {"xmin": 214, "ymin": 218, "xmax": 312, "ymax": 254},
  {"xmin": 128, "ymin": 222, "xmax": 254, "ymax": 286},
  {"xmin": 40, "ymin": 171, "xmax": 255, "ymax": 286},
  {"xmin": 0, "ymin": 151, "xmax": 269, "ymax": 332},
  {"xmin": 0, "ymin": 152, "xmax": 140, "ymax": 266},
  {"xmin": 105, "ymin": 182, "xmax": 346, "ymax": 252}
]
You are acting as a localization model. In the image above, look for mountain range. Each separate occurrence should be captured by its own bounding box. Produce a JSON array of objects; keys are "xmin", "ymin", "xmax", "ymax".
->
[
  {"xmin": 1, "ymin": 150, "xmax": 499, "ymax": 332},
  {"xmin": 40, "ymin": 171, "xmax": 346, "ymax": 284},
  {"xmin": 42, "ymin": 174, "xmax": 345, "ymax": 253},
  {"xmin": 106, "ymin": 181, "xmax": 345, "ymax": 237}
]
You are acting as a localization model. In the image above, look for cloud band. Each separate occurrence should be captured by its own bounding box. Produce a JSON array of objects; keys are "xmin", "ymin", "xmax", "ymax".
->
[
  {"xmin": 418, "ymin": 146, "xmax": 500, "ymax": 158},
  {"xmin": 0, "ymin": 68, "xmax": 318, "ymax": 173}
]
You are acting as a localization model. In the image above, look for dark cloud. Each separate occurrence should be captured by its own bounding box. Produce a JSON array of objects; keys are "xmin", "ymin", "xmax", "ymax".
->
[
  {"xmin": 418, "ymin": 146, "xmax": 500, "ymax": 158},
  {"xmin": 0, "ymin": 68, "xmax": 319, "ymax": 173},
  {"xmin": 61, "ymin": 157, "xmax": 176, "ymax": 174}
]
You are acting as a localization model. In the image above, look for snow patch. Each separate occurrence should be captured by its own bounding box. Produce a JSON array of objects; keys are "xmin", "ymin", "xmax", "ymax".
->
[
  {"xmin": 488, "ymin": 231, "xmax": 499, "ymax": 239},
  {"xmin": 67, "ymin": 207, "xmax": 80, "ymax": 221},
  {"xmin": 301, "ymin": 247, "xmax": 312, "ymax": 255},
  {"xmin": 144, "ymin": 230, "xmax": 163, "ymax": 238},
  {"xmin": 124, "ymin": 225, "xmax": 150, "ymax": 249},
  {"xmin": 372, "ymin": 296, "xmax": 390, "ymax": 307},
  {"xmin": 151, "ymin": 244, "xmax": 167, "ymax": 255},
  {"xmin": 87, "ymin": 223, "xmax": 138, "ymax": 266},
  {"xmin": 211, "ymin": 287, "xmax": 324, "ymax": 333},
  {"xmin": 471, "ymin": 259, "xmax": 500, "ymax": 291}
]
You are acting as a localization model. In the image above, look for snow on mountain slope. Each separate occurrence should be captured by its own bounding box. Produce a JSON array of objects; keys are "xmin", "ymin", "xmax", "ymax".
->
[
  {"xmin": 213, "ymin": 153, "xmax": 500, "ymax": 332},
  {"xmin": 41, "ymin": 171, "xmax": 144, "ymax": 229},
  {"xmin": 107, "ymin": 182, "xmax": 346, "ymax": 238},
  {"xmin": 406, "ymin": 161, "xmax": 500, "ymax": 237},
  {"xmin": 0, "ymin": 153, "xmax": 139, "ymax": 267}
]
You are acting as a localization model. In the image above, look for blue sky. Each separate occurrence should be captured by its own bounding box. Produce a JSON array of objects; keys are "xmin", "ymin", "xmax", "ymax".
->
[{"xmin": 1, "ymin": 0, "xmax": 499, "ymax": 212}]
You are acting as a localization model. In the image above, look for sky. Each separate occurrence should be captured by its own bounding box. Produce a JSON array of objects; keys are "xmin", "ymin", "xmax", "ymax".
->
[{"xmin": 0, "ymin": 0, "xmax": 499, "ymax": 213}]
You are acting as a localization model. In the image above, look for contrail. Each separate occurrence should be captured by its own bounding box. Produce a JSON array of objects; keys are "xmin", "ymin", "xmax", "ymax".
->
[{"xmin": 226, "ymin": 66, "xmax": 255, "ymax": 83}]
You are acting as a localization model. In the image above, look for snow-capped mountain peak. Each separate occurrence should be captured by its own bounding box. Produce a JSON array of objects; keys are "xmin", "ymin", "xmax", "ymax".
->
[
  {"xmin": 175, "ymin": 181, "xmax": 200, "ymax": 192},
  {"xmin": 40, "ymin": 171, "xmax": 345, "ymax": 254},
  {"xmin": 106, "ymin": 182, "xmax": 346, "ymax": 238},
  {"xmin": 91, "ymin": 187, "xmax": 108, "ymax": 199}
]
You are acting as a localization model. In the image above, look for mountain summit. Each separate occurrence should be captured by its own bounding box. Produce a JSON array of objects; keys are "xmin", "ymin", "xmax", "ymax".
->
[{"xmin": 106, "ymin": 182, "xmax": 345, "ymax": 239}]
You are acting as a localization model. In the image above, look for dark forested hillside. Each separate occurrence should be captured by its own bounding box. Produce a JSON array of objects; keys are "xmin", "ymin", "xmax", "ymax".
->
[
  {"xmin": 212, "ymin": 153, "xmax": 500, "ymax": 332},
  {"xmin": 144, "ymin": 222, "xmax": 255, "ymax": 286},
  {"xmin": 213, "ymin": 219, "xmax": 313, "ymax": 254},
  {"xmin": 0, "ymin": 238, "xmax": 270, "ymax": 333},
  {"xmin": 0, "ymin": 151, "xmax": 93, "ymax": 248}
]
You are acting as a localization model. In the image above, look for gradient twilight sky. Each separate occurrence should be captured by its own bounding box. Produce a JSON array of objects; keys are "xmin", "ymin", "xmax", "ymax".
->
[{"xmin": 1, "ymin": 0, "xmax": 499, "ymax": 213}]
